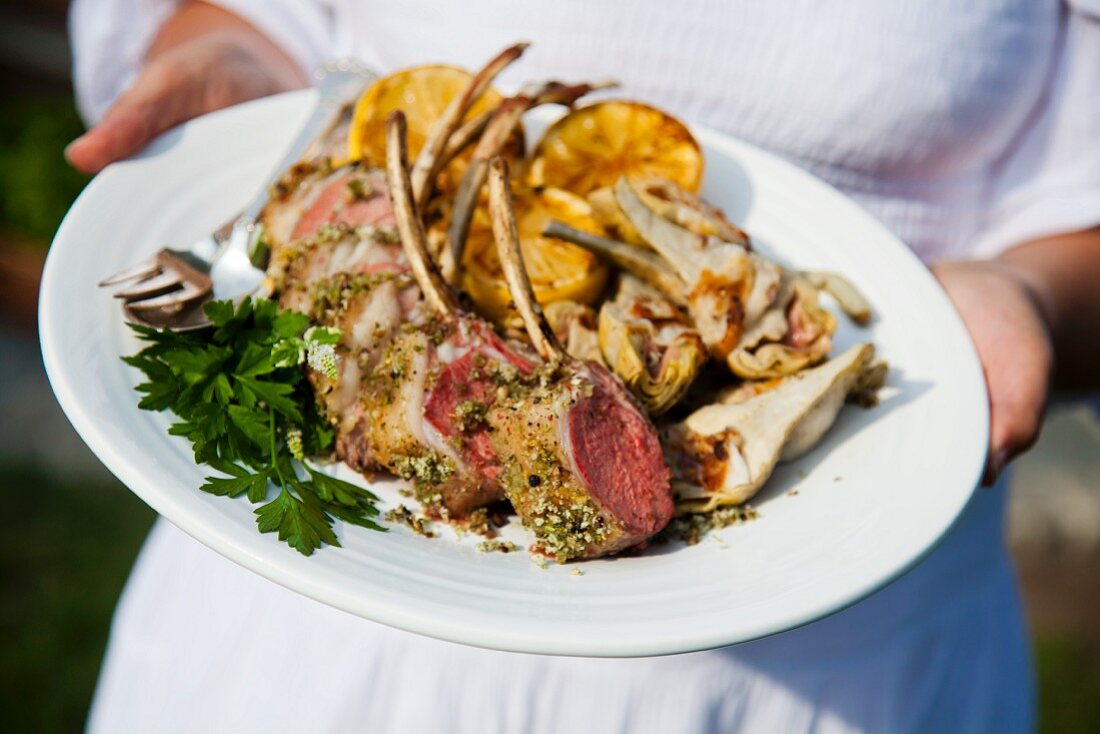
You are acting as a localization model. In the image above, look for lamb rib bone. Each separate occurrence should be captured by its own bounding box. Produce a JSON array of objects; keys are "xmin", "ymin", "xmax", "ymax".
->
[
  {"xmin": 437, "ymin": 110, "xmax": 494, "ymax": 173},
  {"xmin": 487, "ymin": 155, "xmax": 565, "ymax": 363},
  {"xmin": 443, "ymin": 79, "xmax": 617, "ymax": 283},
  {"xmin": 409, "ymin": 42, "xmax": 529, "ymax": 213},
  {"xmin": 385, "ymin": 112, "xmax": 461, "ymax": 316},
  {"xmin": 541, "ymin": 219, "xmax": 689, "ymax": 306}
]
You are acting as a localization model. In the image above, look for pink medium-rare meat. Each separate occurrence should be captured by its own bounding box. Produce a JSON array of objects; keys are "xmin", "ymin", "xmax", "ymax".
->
[
  {"xmin": 272, "ymin": 186, "xmax": 512, "ymax": 516},
  {"xmin": 269, "ymin": 164, "xmax": 548, "ymax": 517},
  {"xmin": 275, "ymin": 226, "xmax": 408, "ymax": 315},
  {"xmin": 477, "ymin": 356, "xmax": 673, "ymax": 558},
  {"xmin": 423, "ymin": 352, "xmax": 503, "ymax": 481},
  {"xmin": 290, "ymin": 169, "xmax": 396, "ymax": 242},
  {"xmin": 567, "ymin": 365, "xmax": 672, "ymax": 538},
  {"xmin": 422, "ymin": 329, "xmax": 540, "ymax": 487},
  {"xmin": 277, "ymin": 204, "xmax": 675, "ymax": 555},
  {"xmin": 262, "ymin": 163, "xmax": 395, "ymax": 263}
]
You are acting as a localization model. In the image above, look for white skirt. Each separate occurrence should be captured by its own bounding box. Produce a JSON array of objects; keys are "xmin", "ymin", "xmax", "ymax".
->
[{"xmin": 87, "ymin": 485, "xmax": 1032, "ymax": 734}]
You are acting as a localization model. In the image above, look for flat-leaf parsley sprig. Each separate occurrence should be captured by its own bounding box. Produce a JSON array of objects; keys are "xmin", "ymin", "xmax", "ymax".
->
[{"xmin": 124, "ymin": 297, "xmax": 384, "ymax": 555}]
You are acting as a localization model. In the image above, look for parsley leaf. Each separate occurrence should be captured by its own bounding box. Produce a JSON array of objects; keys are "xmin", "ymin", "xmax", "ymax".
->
[
  {"xmin": 125, "ymin": 297, "xmax": 385, "ymax": 555},
  {"xmin": 200, "ymin": 471, "xmax": 270, "ymax": 501},
  {"xmin": 255, "ymin": 487, "xmax": 340, "ymax": 555}
]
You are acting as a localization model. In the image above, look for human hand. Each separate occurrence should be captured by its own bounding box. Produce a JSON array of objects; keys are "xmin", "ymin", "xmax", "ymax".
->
[
  {"xmin": 66, "ymin": 4, "xmax": 306, "ymax": 174},
  {"xmin": 932, "ymin": 259, "xmax": 1054, "ymax": 485}
]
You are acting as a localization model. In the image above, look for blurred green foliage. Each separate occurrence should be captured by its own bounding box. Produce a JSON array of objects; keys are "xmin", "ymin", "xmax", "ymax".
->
[
  {"xmin": 1035, "ymin": 636, "xmax": 1100, "ymax": 734},
  {"xmin": 0, "ymin": 462, "xmax": 154, "ymax": 733},
  {"xmin": 0, "ymin": 96, "xmax": 89, "ymax": 244}
]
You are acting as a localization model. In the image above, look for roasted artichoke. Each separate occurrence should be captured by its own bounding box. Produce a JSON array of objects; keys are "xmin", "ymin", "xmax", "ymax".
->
[{"xmin": 598, "ymin": 275, "xmax": 706, "ymax": 415}]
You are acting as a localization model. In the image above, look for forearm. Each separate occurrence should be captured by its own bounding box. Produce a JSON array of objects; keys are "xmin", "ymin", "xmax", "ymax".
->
[{"xmin": 998, "ymin": 226, "xmax": 1100, "ymax": 389}]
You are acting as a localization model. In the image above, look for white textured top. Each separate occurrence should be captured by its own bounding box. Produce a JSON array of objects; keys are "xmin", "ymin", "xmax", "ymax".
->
[
  {"xmin": 71, "ymin": 1, "xmax": 1100, "ymax": 732},
  {"xmin": 73, "ymin": 0, "xmax": 1100, "ymax": 261}
]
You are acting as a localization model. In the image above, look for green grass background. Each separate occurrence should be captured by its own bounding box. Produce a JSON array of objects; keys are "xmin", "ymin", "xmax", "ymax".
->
[
  {"xmin": 0, "ymin": 463, "xmax": 154, "ymax": 732},
  {"xmin": 0, "ymin": 98, "xmax": 89, "ymax": 244}
]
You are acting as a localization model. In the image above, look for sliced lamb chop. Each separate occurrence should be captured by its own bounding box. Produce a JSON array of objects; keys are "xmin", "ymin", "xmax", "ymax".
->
[
  {"xmin": 485, "ymin": 156, "xmax": 673, "ymax": 558},
  {"xmin": 287, "ymin": 114, "xmax": 539, "ymax": 517},
  {"xmin": 383, "ymin": 113, "xmax": 672, "ymax": 559},
  {"xmin": 275, "ymin": 225, "xmax": 407, "ymax": 315},
  {"xmin": 267, "ymin": 137, "xmax": 524, "ymax": 517},
  {"xmin": 262, "ymin": 162, "xmax": 397, "ymax": 283}
]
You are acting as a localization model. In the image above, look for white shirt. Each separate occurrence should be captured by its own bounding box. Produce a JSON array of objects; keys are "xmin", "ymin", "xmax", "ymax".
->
[{"xmin": 71, "ymin": 1, "xmax": 1100, "ymax": 732}]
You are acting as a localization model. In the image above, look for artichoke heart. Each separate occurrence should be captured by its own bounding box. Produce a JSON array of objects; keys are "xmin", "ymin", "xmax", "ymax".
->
[
  {"xmin": 587, "ymin": 185, "xmax": 646, "ymax": 245},
  {"xmin": 664, "ymin": 343, "xmax": 883, "ymax": 512},
  {"xmin": 588, "ymin": 176, "xmax": 749, "ymax": 248},
  {"xmin": 544, "ymin": 300, "xmax": 603, "ymax": 364},
  {"xmin": 801, "ymin": 269, "xmax": 873, "ymax": 325},
  {"xmin": 609, "ymin": 176, "xmax": 847, "ymax": 381},
  {"xmin": 726, "ymin": 274, "xmax": 836, "ymax": 380},
  {"xmin": 598, "ymin": 275, "xmax": 707, "ymax": 415},
  {"xmin": 632, "ymin": 177, "xmax": 750, "ymax": 246}
]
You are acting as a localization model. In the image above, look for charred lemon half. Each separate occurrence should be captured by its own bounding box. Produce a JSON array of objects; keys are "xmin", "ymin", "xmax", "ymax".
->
[
  {"xmin": 348, "ymin": 65, "xmax": 520, "ymax": 193},
  {"xmin": 527, "ymin": 101, "xmax": 704, "ymax": 196}
]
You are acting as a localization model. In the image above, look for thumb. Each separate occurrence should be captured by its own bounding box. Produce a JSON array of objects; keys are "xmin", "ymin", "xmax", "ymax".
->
[
  {"xmin": 65, "ymin": 61, "xmax": 200, "ymax": 174},
  {"xmin": 65, "ymin": 101, "xmax": 161, "ymax": 174}
]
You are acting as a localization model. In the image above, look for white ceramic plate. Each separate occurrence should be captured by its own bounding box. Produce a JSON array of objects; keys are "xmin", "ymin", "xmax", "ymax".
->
[{"xmin": 40, "ymin": 90, "xmax": 987, "ymax": 657}]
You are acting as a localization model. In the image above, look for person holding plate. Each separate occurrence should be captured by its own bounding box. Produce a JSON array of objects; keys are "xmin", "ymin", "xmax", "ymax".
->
[{"xmin": 67, "ymin": 1, "xmax": 1100, "ymax": 732}]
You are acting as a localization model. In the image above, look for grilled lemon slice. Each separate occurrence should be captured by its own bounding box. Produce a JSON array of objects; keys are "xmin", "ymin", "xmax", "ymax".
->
[
  {"xmin": 348, "ymin": 65, "xmax": 519, "ymax": 193},
  {"xmin": 527, "ymin": 101, "xmax": 703, "ymax": 196},
  {"xmin": 461, "ymin": 187, "xmax": 609, "ymax": 321}
]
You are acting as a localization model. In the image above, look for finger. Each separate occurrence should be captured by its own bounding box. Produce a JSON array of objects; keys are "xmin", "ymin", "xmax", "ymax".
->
[
  {"xmin": 64, "ymin": 57, "xmax": 205, "ymax": 174},
  {"xmin": 65, "ymin": 101, "xmax": 162, "ymax": 174}
]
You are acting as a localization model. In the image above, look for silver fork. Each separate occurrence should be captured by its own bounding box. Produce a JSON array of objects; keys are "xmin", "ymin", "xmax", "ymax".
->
[{"xmin": 99, "ymin": 60, "xmax": 378, "ymax": 331}]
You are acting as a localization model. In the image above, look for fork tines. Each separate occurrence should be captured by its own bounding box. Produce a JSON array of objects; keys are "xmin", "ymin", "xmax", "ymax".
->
[
  {"xmin": 98, "ymin": 257, "xmax": 161, "ymax": 288},
  {"xmin": 99, "ymin": 249, "xmax": 214, "ymax": 326}
]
